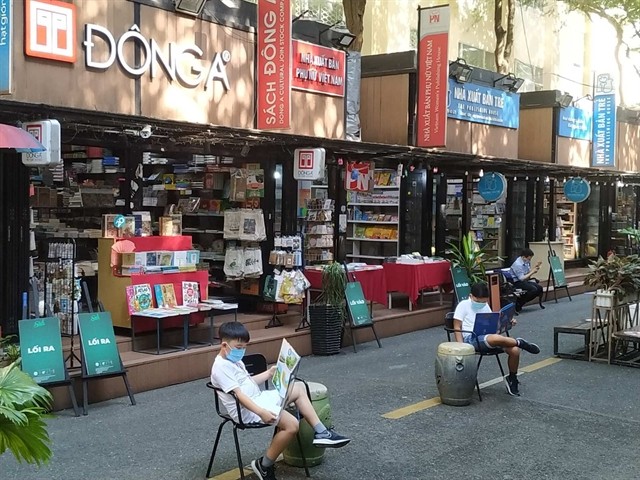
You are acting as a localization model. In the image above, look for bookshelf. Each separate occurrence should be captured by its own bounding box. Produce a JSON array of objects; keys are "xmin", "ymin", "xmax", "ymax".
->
[{"xmin": 346, "ymin": 169, "xmax": 400, "ymax": 264}]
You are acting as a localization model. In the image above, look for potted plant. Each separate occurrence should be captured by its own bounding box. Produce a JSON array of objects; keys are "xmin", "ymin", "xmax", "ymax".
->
[
  {"xmin": 309, "ymin": 262, "xmax": 347, "ymax": 356},
  {"xmin": 446, "ymin": 232, "xmax": 502, "ymax": 284},
  {"xmin": 584, "ymin": 254, "xmax": 640, "ymax": 307},
  {"xmin": 0, "ymin": 362, "xmax": 53, "ymax": 465},
  {"xmin": 0, "ymin": 335, "xmax": 20, "ymax": 368}
]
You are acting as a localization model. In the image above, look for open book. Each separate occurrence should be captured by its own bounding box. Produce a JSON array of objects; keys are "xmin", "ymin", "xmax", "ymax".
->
[
  {"xmin": 473, "ymin": 303, "xmax": 516, "ymax": 337},
  {"xmin": 253, "ymin": 339, "xmax": 301, "ymax": 421}
]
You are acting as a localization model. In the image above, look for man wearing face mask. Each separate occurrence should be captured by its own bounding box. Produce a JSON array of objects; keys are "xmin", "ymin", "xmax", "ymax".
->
[
  {"xmin": 210, "ymin": 322, "xmax": 350, "ymax": 480},
  {"xmin": 453, "ymin": 283, "xmax": 541, "ymax": 396}
]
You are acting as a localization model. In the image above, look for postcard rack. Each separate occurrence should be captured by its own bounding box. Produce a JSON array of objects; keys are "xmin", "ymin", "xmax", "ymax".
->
[{"xmin": 43, "ymin": 238, "xmax": 81, "ymax": 367}]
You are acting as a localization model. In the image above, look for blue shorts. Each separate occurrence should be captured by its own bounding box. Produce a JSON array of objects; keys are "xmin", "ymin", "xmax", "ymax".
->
[{"xmin": 464, "ymin": 334, "xmax": 500, "ymax": 354}]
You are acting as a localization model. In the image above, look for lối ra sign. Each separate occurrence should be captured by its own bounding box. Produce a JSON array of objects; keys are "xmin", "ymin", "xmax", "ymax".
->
[{"xmin": 83, "ymin": 24, "xmax": 231, "ymax": 91}]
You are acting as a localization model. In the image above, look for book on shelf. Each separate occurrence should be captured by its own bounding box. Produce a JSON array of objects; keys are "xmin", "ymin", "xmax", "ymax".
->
[
  {"xmin": 154, "ymin": 284, "xmax": 178, "ymax": 308},
  {"xmin": 126, "ymin": 284, "xmax": 153, "ymax": 314},
  {"xmin": 182, "ymin": 281, "xmax": 200, "ymax": 306}
]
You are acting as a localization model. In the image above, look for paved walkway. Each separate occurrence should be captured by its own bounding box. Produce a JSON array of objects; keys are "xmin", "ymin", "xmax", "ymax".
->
[{"xmin": 2, "ymin": 293, "xmax": 639, "ymax": 480}]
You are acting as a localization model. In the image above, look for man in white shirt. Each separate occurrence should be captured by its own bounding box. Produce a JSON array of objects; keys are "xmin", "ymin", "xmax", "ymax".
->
[
  {"xmin": 211, "ymin": 322, "xmax": 350, "ymax": 480},
  {"xmin": 510, "ymin": 248, "xmax": 544, "ymax": 312},
  {"xmin": 453, "ymin": 283, "xmax": 540, "ymax": 396}
]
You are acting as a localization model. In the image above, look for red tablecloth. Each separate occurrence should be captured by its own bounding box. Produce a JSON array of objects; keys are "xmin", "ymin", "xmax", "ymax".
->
[
  {"xmin": 383, "ymin": 261, "xmax": 452, "ymax": 305},
  {"xmin": 305, "ymin": 267, "xmax": 388, "ymax": 306}
]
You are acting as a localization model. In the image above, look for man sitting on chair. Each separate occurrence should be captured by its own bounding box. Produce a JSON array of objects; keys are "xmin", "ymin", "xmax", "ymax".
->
[
  {"xmin": 211, "ymin": 322, "xmax": 350, "ymax": 480},
  {"xmin": 510, "ymin": 248, "xmax": 544, "ymax": 312},
  {"xmin": 453, "ymin": 283, "xmax": 541, "ymax": 396}
]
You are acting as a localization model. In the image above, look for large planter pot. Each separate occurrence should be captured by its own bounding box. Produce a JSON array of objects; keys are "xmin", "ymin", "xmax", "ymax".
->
[
  {"xmin": 309, "ymin": 305, "xmax": 343, "ymax": 356},
  {"xmin": 595, "ymin": 289, "xmax": 617, "ymax": 308}
]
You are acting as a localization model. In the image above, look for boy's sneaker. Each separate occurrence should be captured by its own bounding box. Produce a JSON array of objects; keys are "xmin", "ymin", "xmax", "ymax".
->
[
  {"xmin": 251, "ymin": 457, "xmax": 277, "ymax": 480},
  {"xmin": 504, "ymin": 375, "xmax": 520, "ymax": 396},
  {"xmin": 312, "ymin": 428, "xmax": 351, "ymax": 448},
  {"xmin": 516, "ymin": 338, "xmax": 540, "ymax": 354}
]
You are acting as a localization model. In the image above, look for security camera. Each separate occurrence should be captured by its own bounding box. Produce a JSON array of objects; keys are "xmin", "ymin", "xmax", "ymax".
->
[{"xmin": 139, "ymin": 125, "xmax": 152, "ymax": 139}]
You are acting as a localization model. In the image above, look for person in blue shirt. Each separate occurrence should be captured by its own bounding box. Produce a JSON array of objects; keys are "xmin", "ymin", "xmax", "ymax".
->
[{"xmin": 510, "ymin": 248, "xmax": 544, "ymax": 312}]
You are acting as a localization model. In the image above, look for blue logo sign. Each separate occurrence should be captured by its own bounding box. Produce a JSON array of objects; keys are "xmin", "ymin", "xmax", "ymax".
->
[
  {"xmin": 558, "ymin": 106, "xmax": 592, "ymax": 141},
  {"xmin": 563, "ymin": 177, "xmax": 591, "ymax": 203},
  {"xmin": 447, "ymin": 79, "xmax": 520, "ymax": 129},
  {"xmin": 477, "ymin": 172, "xmax": 507, "ymax": 202},
  {"xmin": 113, "ymin": 215, "xmax": 126, "ymax": 228},
  {"xmin": 592, "ymin": 93, "xmax": 616, "ymax": 167},
  {"xmin": 0, "ymin": 0, "xmax": 11, "ymax": 94}
]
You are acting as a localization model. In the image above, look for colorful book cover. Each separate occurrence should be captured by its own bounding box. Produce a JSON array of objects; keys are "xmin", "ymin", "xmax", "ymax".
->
[
  {"xmin": 160, "ymin": 284, "xmax": 178, "ymax": 308},
  {"xmin": 125, "ymin": 285, "xmax": 139, "ymax": 314},
  {"xmin": 182, "ymin": 281, "xmax": 200, "ymax": 306},
  {"xmin": 132, "ymin": 284, "xmax": 153, "ymax": 311},
  {"xmin": 154, "ymin": 284, "xmax": 165, "ymax": 308}
]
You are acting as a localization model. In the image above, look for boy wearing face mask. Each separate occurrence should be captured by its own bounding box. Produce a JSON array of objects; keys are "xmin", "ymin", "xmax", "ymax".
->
[
  {"xmin": 210, "ymin": 322, "xmax": 350, "ymax": 480},
  {"xmin": 453, "ymin": 283, "xmax": 541, "ymax": 396}
]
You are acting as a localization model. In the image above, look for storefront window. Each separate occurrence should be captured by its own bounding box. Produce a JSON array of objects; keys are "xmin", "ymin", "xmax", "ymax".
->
[
  {"xmin": 610, "ymin": 186, "xmax": 637, "ymax": 255},
  {"xmin": 579, "ymin": 185, "xmax": 600, "ymax": 258}
]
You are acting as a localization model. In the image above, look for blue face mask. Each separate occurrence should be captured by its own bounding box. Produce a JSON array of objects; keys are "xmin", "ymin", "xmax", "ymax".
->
[
  {"xmin": 226, "ymin": 346, "xmax": 246, "ymax": 363},
  {"xmin": 471, "ymin": 300, "xmax": 487, "ymax": 312}
]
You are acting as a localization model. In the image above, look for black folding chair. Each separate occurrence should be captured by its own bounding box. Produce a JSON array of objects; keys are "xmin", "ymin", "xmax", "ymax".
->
[
  {"xmin": 443, "ymin": 312, "xmax": 507, "ymax": 401},
  {"xmin": 206, "ymin": 353, "xmax": 311, "ymax": 479}
]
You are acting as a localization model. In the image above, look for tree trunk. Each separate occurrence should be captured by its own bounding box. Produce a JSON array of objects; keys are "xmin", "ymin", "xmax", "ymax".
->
[
  {"xmin": 494, "ymin": 0, "xmax": 508, "ymax": 73},
  {"xmin": 614, "ymin": 31, "xmax": 627, "ymax": 106},
  {"xmin": 342, "ymin": 0, "xmax": 367, "ymax": 52}
]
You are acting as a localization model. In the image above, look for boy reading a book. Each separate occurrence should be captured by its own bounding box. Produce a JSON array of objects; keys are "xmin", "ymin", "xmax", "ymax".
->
[
  {"xmin": 210, "ymin": 322, "xmax": 350, "ymax": 480},
  {"xmin": 453, "ymin": 283, "xmax": 541, "ymax": 396}
]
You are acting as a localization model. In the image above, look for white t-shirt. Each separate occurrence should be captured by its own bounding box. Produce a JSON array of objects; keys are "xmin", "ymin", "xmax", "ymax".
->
[
  {"xmin": 210, "ymin": 355, "xmax": 281, "ymax": 423},
  {"xmin": 453, "ymin": 298, "xmax": 492, "ymax": 340}
]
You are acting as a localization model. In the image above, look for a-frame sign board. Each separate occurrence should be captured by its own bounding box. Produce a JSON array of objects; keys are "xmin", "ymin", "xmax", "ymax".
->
[
  {"xmin": 19, "ymin": 317, "xmax": 81, "ymax": 417},
  {"xmin": 343, "ymin": 266, "xmax": 382, "ymax": 353},
  {"xmin": 77, "ymin": 312, "xmax": 136, "ymax": 415},
  {"xmin": 544, "ymin": 241, "xmax": 572, "ymax": 303}
]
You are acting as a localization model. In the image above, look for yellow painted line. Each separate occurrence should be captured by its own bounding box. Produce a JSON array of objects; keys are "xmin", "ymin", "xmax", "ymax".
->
[
  {"xmin": 520, "ymin": 356, "xmax": 563, "ymax": 373},
  {"xmin": 382, "ymin": 397, "xmax": 442, "ymax": 419},
  {"xmin": 382, "ymin": 357, "xmax": 563, "ymax": 420},
  {"xmin": 209, "ymin": 467, "xmax": 252, "ymax": 480}
]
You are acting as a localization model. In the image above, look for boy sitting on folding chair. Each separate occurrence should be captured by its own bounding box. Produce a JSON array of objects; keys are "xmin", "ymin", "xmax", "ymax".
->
[
  {"xmin": 453, "ymin": 283, "xmax": 541, "ymax": 396},
  {"xmin": 211, "ymin": 322, "xmax": 350, "ymax": 480}
]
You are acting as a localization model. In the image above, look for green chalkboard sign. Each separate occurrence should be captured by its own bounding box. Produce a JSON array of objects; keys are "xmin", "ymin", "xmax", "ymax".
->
[
  {"xmin": 345, "ymin": 282, "xmax": 373, "ymax": 327},
  {"xmin": 18, "ymin": 317, "xmax": 66, "ymax": 384},
  {"xmin": 78, "ymin": 312, "xmax": 123, "ymax": 377},
  {"xmin": 549, "ymin": 255, "xmax": 567, "ymax": 287},
  {"xmin": 451, "ymin": 266, "xmax": 471, "ymax": 302}
]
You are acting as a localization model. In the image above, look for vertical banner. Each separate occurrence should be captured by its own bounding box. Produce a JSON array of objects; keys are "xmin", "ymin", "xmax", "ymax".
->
[
  {"xmin": 256, "ymin": 0, "xmax": 291, "ymax": 130},
  {"xmin": 416, "ymin": 5, "xmax": 450, "ymax": 147},
  {"xmin": 591, "ymin": 73, "xmax": 616, "ymax": 167},
  {"xmin": 0, "ymin": 0, "xmax": 12, "ymax": 94}
]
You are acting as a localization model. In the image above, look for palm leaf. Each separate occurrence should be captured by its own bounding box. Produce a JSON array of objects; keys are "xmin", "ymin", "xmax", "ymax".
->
[
  {"xmin": 0, "ymin": 363, "xmax": 53, "ymax": 465},
  {"xmin": 0, "ymin": 412, "xmax": 52, "ymax": 465}
]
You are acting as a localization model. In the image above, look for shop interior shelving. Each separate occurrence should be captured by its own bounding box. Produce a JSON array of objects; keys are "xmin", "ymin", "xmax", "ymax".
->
[
  {"xmin": 470, "ymin": 184, "xmax": 504, "ymax": 267},
  {"xmin": 555, "ymin": 184, "xmax": 577, "ymax": 260},
  {"xmin": 346, "ymin": 170, "xmax": 400, "ymax": 264}
]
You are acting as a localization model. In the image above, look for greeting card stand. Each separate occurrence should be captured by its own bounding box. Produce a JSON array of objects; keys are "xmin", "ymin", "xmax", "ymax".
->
[{"xmin": 43, "ymin": 238, "xmax": 82, "ymax": 368}]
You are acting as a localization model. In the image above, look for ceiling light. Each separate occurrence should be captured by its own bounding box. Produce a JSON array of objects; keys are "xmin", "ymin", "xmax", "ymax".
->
[{"xmin": 479, "ymin": 169, "xmax": 484, "ymax": 177}]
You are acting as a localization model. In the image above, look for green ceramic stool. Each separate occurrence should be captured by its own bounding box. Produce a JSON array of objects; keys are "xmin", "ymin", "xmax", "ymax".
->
[{"xmin": 283, "ymin": 381, "xmax": 331, "ymax": 467}]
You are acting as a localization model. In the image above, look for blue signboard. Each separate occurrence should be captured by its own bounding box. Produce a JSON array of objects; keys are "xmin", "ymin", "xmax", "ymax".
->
[
  {"xmin": 563, "ymin": 177, "xmax": 591, "ymax": 203},
  {"xmin": 591, "ymin": 94, "xmax": 616, "ymax": 167},
  {"xmin": 447, "ymin": 79, "xmax": 520, "ymax": 129},
  {"xmin": 0, "ymin": 0, "xmax": 11, "ymax": 94},
  {"xmin": 558, "ymin": 106, "xmax": 592, "ymax": 141},
  {"xmin": 478, "ymin": 172, "xmax": 507, "ymax": 202}
]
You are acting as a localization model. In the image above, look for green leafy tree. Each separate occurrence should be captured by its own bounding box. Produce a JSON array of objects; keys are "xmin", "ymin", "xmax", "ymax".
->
[
  {"xmin": 0, "ymin": 363, "xmax": 53, "ymax": 465},
  {"xmin": 561, "ymin": 0, "xmax": 640, "ymax": 105}
]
